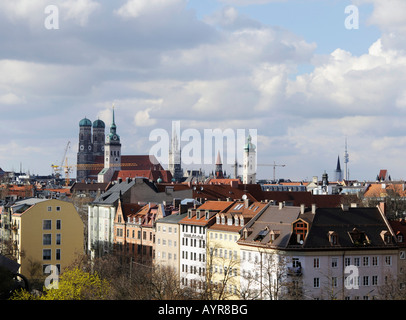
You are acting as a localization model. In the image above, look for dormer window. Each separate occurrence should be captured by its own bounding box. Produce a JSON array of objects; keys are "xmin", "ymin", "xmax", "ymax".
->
[
  {"xmin": 234, "ymin": 216, "xmax": 239, "ymax": 226},
  {"xmin": 196, "ymin": 210, "xmax": 200, "ymax": 220},
  {"xmin": 293, "ymin": 220, "xmax": 308, "ymax": 244},
  {"xmin": 328, "ymin": 231, "xmax": 339, "ymax": 246},
  {"xmin": 216, "ymin": 215, "xmax": 220, "ymax": 224},
  {"xmin": 227, "ymin": 216, "xmax": 232, "ymax": 226},
  {"xmin": 397, "ymin": 232, "xmax": 404, "ymax": 243},
  {"xmin": 380, "ymin": 230, "xmax": 392, "ymax": 244},
  {"xmin": 269, "ymin": 230, "xmax": 280, "ymax": 243},
  {"xmin": 221, "ymin": 214, "xmax": 225, "ymax": 225},
  {"xmin": 349, "ymin": 228, "xmax": 370, "ymax": 246}
]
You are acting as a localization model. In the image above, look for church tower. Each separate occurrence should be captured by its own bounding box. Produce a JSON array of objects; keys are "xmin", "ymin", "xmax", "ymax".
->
[
  {"xmin": 98, "ymin": 107, "xmax": 121, "ymax": 183},
  {"xmin": 335, "ymin": 155, "xmax": 342, "ymax": 182},
  {"xmin": 77, "ymin": 117, "xmax": 94, "ymax": 182},
  {"xmin": 168, "ymin": 123, "xmax": 183, "ymax": 182},
  {"xmin": 215, "ymin": 150, "xmax": 224, "ymax": 179},
  {"xmin": 92, "ymin": 118, "xmax": 105, "ymax": 156},
  {"xmin": 243, "ymin": 135, "xmax": 256, "ymax": 184}
]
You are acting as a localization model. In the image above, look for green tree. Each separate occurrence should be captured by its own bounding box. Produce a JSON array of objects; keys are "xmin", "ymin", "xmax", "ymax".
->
[{"xmin": 10, "ymin": 268, "xmax": 111, "ymax": 300}]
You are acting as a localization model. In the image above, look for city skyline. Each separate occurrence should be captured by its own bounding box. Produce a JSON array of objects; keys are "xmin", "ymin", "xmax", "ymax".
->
[{"xmin": 1, "ymin": 0, "xmax": 406, "ymax": 181}]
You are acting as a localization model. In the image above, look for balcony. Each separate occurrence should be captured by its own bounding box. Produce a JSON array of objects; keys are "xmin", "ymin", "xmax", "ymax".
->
[{"xmin": 287, "ymin": 266, "xmax": 302, "ymax": 277}]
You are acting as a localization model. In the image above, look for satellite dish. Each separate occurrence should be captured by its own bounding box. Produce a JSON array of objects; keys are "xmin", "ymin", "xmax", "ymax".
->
[{"xmin": 242, "ymin": 194, "xmax": 247, "ymax": 200}]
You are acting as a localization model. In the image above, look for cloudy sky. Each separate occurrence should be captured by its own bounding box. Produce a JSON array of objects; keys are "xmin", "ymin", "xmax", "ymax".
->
[{"xmin": 1, "ymin": 0, "xmax": 406, "ymax": 182}]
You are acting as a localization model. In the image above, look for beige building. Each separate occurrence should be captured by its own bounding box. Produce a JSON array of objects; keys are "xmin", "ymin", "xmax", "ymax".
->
[
  {"xmin": 11, "ymin": 199, "xmax": 84, "ymax": 278},
  {"xmin": 155, "ymin": 212, "xmax": 186, "ymax": 273}
]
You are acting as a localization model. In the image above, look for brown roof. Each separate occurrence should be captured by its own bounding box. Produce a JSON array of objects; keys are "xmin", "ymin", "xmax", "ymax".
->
[{"xmin": 364, "ymin": 183, "xmax": 406, "ymax": 198}]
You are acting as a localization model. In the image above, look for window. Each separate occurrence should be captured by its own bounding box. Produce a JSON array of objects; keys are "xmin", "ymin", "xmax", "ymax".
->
[
  {"xmin": 56, "ymin": 249, "xmax": 61, "ymax": 260},
  {"xmin": 332, "ymin": 258, "xmax": 338, "ymax": 268},
  {"xmin": 354, "ymin": 257, "xmax": 360, "ymax": 266},
  {"xmin": 56, "ymin": 206, "xmax": 61, "ymax": 212},
  {"xmin": 372, "ymin": 256, "xmax": 379, "ymax": 266},
  {"xmin": 43, "ymin": 249, "xmax": 51, "ymax": 260},
  {"xmin": 313, "ymin": 278, "xmax": 320, "ymax": 288},
  {"xmin": 363, "ymin": 256, "xmax": 370, "ymax": 266},
  {"xmin": 43, "ymin": 220, "xmax": 51, "ymax": 230},
  {"xmin": 56, "ymin": 234, "xmax": 61, "ymax": 245},
  {"xmin": 385, "ymin": 256, "xmax": 392, "ymax": 266},
  {"xmin": 47, "ymin": 207, "xmax": 52, "ymax": 212},
  {"xmin": 400, "ymin": 251, "xmax": 406, "ymax": 260},
  {"xmin": 372, "ymin": 275, "xmax": 378, "ymax": 286},
  {"xmin": 363, "ymin": 276, "xmax": 370, "ymax": 286},
  {"xmin": 345, "ymin": 257, "xmax": 351, "ymax": 266},
  {"xmin": 43, "ymin": 234, "xmax": 52, "ymax": 245},
  {"xmin": 332, "ymin": 277, "xmax": 338, "ymax": 287},
  {"xmin": 56, "ymin": 220, "xmax": 61, "ymax": 230},
  {"xmin": 314, "ymin": 258, "xmax": 320, "ymax": 268}
]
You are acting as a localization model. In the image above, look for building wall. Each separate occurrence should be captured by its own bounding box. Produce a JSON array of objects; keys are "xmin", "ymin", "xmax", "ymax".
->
[
  {"xmin": 88, "ymin": 204, "xmax": 116, "ymax": 258},
  {"xmin": 180, "ymin": 223, "xmax": 207, "ymax": 291},
  {"xmin": 13, "ymin": 199, "xmax": 84, "ymax": 277},
  {"xmin": 207, "ymin": 228, "xmax": 241, "ymax": 299},
  {"xmin": 155, "ymin": 221, "xmax": 181, "ymax": 273}
]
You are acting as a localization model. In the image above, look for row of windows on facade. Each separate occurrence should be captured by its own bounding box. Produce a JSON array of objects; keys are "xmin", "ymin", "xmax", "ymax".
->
[
  {"xmin": 116, "ymin": 228, "xmax": 154, "ymax": 242},
  {"xmin": 310, "ymin": 256, "xmax": 394, "ymax": 268},
  {"xmin": 182, "ymin": 224, "xmax": 206, "ymax": 234},
  {"xmin": 182, "ymin": 250, "xmax": 206, "ymax": 262},
  {"xmin": 43, "ymin": 219, "xmax": 62, "ymax": 230},
  {"xmin": 42, "ymin": 248, "xmax": 62, "ymax": 261}
]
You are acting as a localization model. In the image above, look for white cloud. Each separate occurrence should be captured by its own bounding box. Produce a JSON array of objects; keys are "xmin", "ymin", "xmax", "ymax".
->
[
  {"xmin": 134, "ymin": 108, "xmax": 157, "ymax": 127},
  {"xmin": 115, "ymin": 0, "xmax": 185, "ymax": 19}
]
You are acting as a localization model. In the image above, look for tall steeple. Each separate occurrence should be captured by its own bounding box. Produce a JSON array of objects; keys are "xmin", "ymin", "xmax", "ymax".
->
[
  {"xmin": 98, "ymin": 105, "xmax": 121, "ymax": 183},
  {"xmin": 335, "ymin": 155, "xmax": 342, "ymax": 182},
  {"xmin": 215, "ymin": 150, "xmax": 224, "ymax": 179},
  {"xmin": 168, "ymin": 121, "xmax": 183, "ymax": 182}
]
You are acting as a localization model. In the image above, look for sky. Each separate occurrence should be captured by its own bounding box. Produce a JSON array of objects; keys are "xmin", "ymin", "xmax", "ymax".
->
[{"xmin": 1, "ymin": 0, "xmax": 406, "ymax": 182}]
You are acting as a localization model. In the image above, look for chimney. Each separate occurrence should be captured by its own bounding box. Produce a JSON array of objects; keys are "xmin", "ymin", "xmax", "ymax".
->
[
  {"xmin": 300, "ymin": 204, "xmax": 305, "ymax": 214},
  {"xmin": 244, "ymin": 198, "xmax": 250, "ymax": 208},
  {"xmin": 279, "ymin": 202, "xmax": 284, "ymax": 210},
  {"xmin": 311, "ymin": 204, "xmax": 316, "ymax": 214}
]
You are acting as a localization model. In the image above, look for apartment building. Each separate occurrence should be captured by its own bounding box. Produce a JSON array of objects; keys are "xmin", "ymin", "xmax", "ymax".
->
[
  {"xmin": 10, "ymin": 198, "xmax": 84, "ymax": 277},
  {"xmin": 179, "ymin": 200, "xmax": 234, "ymax": 291},
  {"xmin": 155, "ymin": 212, "xmax": 186, "ymax": 273},
  {"xmin": 238, "ymin": 203, "xmax": 398, "ymax": 300},
  {"xmin": 207, "ymin": 200, "xmax": 269, "ymax": 299}
]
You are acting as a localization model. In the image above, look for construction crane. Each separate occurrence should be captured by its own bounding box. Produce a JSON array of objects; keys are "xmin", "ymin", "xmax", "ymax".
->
[
  {"xmin": 51, "ymin": 141, "xmax": 71, "ymax": 180},
  {"xmin": 257, "ymin": 161, "xmax": 286, "ymax": 182}
]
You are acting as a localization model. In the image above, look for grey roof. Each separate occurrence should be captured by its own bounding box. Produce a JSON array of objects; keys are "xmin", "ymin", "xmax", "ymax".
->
[
  {"xmin": 157, "ymin": 213, "xmax": 187, "ymax": 224},
  {"xmin": 239, "ymin": 205, "xmax": 302, "ymax": 249},
  {"xmin": 92, "ymin": 179, "xmax": 137, "ymax": 205},
  {"xmin": 302, "ymin": 207, "xmax": 396, "ymax": 249}
]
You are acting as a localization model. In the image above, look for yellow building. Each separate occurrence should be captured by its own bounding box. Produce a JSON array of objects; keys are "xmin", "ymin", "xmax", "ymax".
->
[
  {"xmin": 11, "ymin": 199, "xmax": 84, "ymax": 278},
  {"xmin": 207, "ymin": 200, "xmax": 269, "ymax": 299}
]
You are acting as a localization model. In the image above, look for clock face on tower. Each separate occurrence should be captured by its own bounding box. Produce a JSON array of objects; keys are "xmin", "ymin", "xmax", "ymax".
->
[
  {"xmin": 88, "ymin": 145, "xmax": 92, "ymax": 151},
  {"xmin": 80, "ymin": 145, "xmax": 84, "ymax": 151},
  {"xmin": 113, "ymin": 135, "xmax": 118, "ymax": 140}
]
